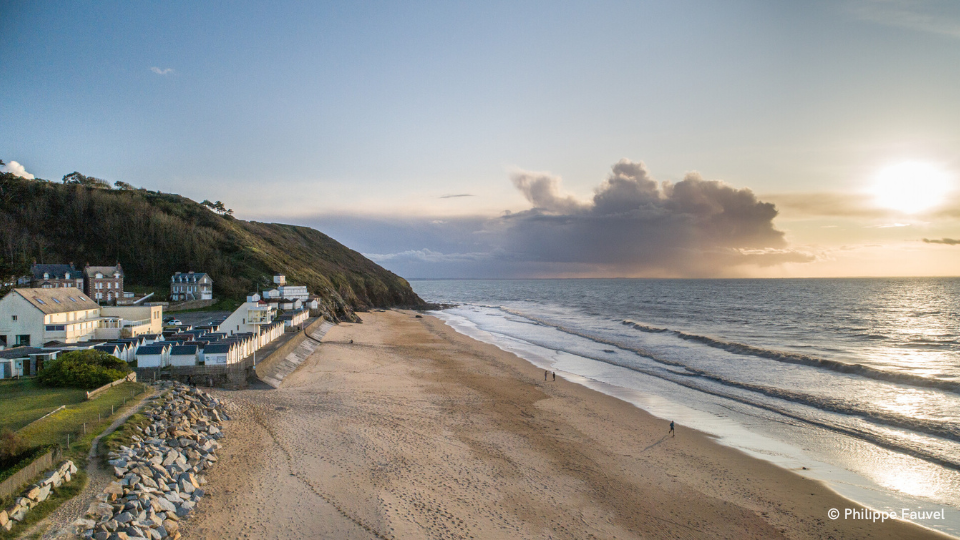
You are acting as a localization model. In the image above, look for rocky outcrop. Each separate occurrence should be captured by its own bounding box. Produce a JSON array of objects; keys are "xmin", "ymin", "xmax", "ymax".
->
[
  {"xmin": 77, "ymin": 384, "xmax": 228, "ymax": 540},
  {"xmin": 1, "ymin": 460, "xmax": 78, "ymax": 531}
]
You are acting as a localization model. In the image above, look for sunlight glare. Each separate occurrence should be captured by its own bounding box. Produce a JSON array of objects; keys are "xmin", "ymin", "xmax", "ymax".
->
[{"xmin": 872, "ymin": 162, "xmax": 953, "ymax": 214}]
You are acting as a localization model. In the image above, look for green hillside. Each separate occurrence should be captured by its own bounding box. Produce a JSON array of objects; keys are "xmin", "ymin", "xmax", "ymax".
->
[{"xmin": 0, "ymin": 172, "xmax": 424, "ymax": 320}]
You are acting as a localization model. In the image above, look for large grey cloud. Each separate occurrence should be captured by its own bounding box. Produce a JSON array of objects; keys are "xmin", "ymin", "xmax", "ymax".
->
[
  {"xmin": 500, "ymin": 159, "xmax": 808, "ymax": 275},
  {"xmin": 295, "ymin": 159, "xmax": 813, "ymax": 278}
]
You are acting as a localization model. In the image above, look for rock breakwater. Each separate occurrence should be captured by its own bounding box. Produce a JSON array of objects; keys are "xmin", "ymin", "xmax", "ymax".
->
[
  {"xmin": 1, "ymin": 460, "xmax": 77, "ymax": 531},
  {"xmin": 77, "ymin": 384, "xmax": 229, "ymax": 540}
]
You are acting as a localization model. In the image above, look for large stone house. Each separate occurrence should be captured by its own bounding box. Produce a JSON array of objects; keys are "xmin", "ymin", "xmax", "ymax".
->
[
  {"xmin": 84, "ymin": 264, "xmax": 124, "ymax": 304},
  {"xmin": 170, "ymin": 271, "xmax": 213, "ymax": 301},
  {"xmin": 0, "ymin": 288, "xmax": 162, "ymax": 348},
  {"xmin": 29, "ymin": 263, "xmax": 84, "ymax": 289}
]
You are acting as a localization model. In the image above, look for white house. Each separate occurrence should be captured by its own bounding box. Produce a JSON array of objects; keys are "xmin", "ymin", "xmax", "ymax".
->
[
  {"xmin": 0, "ymin": 288, "xmax": 102, "ymax": 347},
  {"xmin": 0, "ymin": 289, "xmax": 165, "ymax": 349},
  {"xmin": 220, "ymin": 293, "xmax": 276, "ymax": 337}
]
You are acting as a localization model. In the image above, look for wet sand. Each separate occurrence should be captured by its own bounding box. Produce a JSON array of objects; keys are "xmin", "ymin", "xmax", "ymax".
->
[{"xmin": 183, "ymin": 310, "xmax": 950, "ymax": 539}]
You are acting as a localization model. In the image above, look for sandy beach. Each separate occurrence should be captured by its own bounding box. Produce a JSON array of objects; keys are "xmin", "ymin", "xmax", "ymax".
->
[{"xmin": 181, "ymin": 310, "xmax": 950, "ymax": 539}]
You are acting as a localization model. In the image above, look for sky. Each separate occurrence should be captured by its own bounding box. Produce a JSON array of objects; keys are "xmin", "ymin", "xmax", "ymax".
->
[{"xmin": 1, "ymin": 0, "xmax": 959, "ymax": 278}]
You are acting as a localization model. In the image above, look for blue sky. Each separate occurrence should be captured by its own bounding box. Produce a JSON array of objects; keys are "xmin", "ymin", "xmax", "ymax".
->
[{"xmin": 2, "ymin": 1, "xmax": 959, "ymax": 277}]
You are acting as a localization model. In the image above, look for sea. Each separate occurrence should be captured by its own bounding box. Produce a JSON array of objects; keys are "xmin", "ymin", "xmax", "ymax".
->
[{"xmin": 410, "ymin": 278, "xmax": 960, "ymax": 537}]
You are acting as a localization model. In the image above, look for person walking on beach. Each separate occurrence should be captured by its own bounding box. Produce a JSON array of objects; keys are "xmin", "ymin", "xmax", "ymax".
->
[
  {"xmin": 552, "ymin": 371, "xmax": 556, "ymax": 381},
  {"xmin": 669, "ymin": 421, "xmax": 675, "ymax": 437},
  {"xmin": 545, "ymin": 370, "xmax": 549, "ymax": 381}
]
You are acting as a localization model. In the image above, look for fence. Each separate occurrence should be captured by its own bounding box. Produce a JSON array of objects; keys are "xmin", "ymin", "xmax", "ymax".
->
[
  {"xmin": 0, "ymin": 447, "xmax": 61, "ymax": 501},
  {"xmin": 85, "ymin": 372, "xmax": 138, "ymax": 400}
]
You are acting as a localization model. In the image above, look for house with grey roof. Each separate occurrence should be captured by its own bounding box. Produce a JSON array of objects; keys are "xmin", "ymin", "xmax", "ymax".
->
[
  {"xmin": 170, "ymin": 271, "xmax": 213, "ymax": 301},
  {"xmin": 29, "ymin": 263, "xmax": 85, "ymax": 289}
]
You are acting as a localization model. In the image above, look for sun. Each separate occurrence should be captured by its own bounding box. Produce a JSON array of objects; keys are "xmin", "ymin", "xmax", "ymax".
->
[{"xmin": 871, "ymin": 162, "xmax": 953, "ymax": 214}]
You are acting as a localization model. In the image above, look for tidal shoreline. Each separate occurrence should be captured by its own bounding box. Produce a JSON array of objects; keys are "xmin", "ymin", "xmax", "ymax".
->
[{"xmin": 182, "ymin": 310, "xmax": 950, "ymax": 539}]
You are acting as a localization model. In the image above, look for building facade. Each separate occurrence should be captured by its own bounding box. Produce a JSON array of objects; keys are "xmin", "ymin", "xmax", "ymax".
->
[
  {"xmin": 170, "ymin": 271, "xmax": 214, "ymax": 301},
  {"xmin": 84, "ymin": 264, "xmax": 124, "ymax": 304},
  {"xmin": 29, "ymin": 263, "xmax": 84, "ymax": 289},
  {"xmin": 0, "ymin": 288, "xmax": 101, "ymax": 347},
  {"xmin": 0, "ymin": 289, "xmax": 164, "ymax": 348}
]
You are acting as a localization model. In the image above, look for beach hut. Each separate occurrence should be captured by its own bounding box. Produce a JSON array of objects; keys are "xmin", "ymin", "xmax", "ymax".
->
[
  {"xmin": 203, "ymin": 342, "xmax": 237, "ymax": 365},
  {"xmin": 169, "ymin": 344, "xmax": 199, "ymax": 366},
  {"xmin": 135, "ymin": 343, "xmax": 169, "ymax": 368},
  {"xmin": 93, "ymin": 343, "xmax": 122, "ymax": 359}
]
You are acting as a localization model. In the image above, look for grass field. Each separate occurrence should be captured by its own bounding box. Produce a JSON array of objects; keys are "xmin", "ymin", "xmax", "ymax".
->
[
  {"xmin": 13, "ymin": 381, "xmax": 147, "ymax": 449},
  {"xmin": 0, "ymin": 379, "xmax": 87, "ymax": 433},
  {"xmin": 0, "ymin": 380, "xmax": 153, "ymax": 539}
]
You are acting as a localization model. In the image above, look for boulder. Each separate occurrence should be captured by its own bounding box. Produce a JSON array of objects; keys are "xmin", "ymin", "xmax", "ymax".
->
[
  {"xmin": 74, "ymin": 517, "xmax": 97, "ymax": 530},
  {"xmin": 25, "ymin": 485, "xmax": 41, "ymax": 500},
  {"xmin": 41, "ymin": 470, "xmax": 61, "ymax": 486},
  {"xmin": 37, "ymin": 484, "xmax": 51, "ymax": 502},
  {"xmin": 156, "ymin": 497, "xmax": 176, "ymax": 514},
  {"xmin": 87, "ymin": 501, "xmax": 115, "ymax": 520},
  {"xmin": 105, "ymin": 482, "xmax": 124, "ymax": 496},
  {"xmin": 10, "ymin": 505, "xmax": 28, "ymax": 522},
  {"xmin": 115, "ymin": 511, "xmax": 134, "ymax": 524}
]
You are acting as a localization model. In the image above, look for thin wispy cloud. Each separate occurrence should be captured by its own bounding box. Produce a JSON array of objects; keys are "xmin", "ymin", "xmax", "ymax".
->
[
  {"xmin": 439, "ymin": 193, "xmax": 473, "ymax": 199},
  {"xmin": 923, "ymin": 237, "xmax": 960, "ymax": 245},
  {"xmin": 849, "ymin": 0, "xmax": 960, "ymax": 38},
  {"xmin": 150, "ymin": 67, "xmax": 174, "ymax": 75}
]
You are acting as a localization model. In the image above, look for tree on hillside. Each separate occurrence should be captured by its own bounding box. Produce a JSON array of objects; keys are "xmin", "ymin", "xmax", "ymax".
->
[
  {"xmin": 201, "ymin": 199, "xmax": 233, "ymax": 216},
  {"xmin": 62, "ymin": 171, "xmax": 111, "ymax": 189},
  {"xmin": 114, "ymin": 181, "xmax": 134, "ymax": 190}
]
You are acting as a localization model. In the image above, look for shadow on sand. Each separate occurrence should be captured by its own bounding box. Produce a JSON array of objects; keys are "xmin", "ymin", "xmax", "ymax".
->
[{"xmin": 641, "ymin": 435, "xmax": 670, "ymax": 453}]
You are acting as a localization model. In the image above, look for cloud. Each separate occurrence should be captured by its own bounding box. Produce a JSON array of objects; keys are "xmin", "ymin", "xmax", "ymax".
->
[
  {"xmin": 439, "ymin": 193, "xmax": 473, "ymax": 199},
  {"xmin": 297, "ymin": 159, "xmax": 812, "ymax": 278},
  {"xmin": 923, "ymin": 237, "xmax": 960, "ymax": 245},
  {"xmin": 849, "ymin": 0, "xmax": 960, "ymax": 39},
  {"xmin": 510, "ymin": 169, "xmax": 588, "ymax": 214},
  {"xmin": 1, "ymin": 161, "xmax": 35, "ymax": 180},
  {"xmin": 150, "ymin": 67, "xmax": 174, "ymax": 75},
  {"xmin": 498, "ymin": 159, "xmax": 804, "ymax": 275}
]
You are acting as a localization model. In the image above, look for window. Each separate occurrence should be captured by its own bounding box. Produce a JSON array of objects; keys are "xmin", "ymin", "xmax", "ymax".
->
[
  {"xmin": 52, "ymin": 298, "xmax": 61, "ymax": 304},
  {"xmin": 34, "ymin": 298, "xmax": 46, "ymax": 305},
  {"xmin": 45, "ymin": 325, "xmax": 65, "ymax": 331},
  {"xmin": 11, "ymin": 315, "xmax": 17, "ymax": 321},
  {"xmin": 69, "ymin": 297, "xmax": 77, "ymax": 302},
  {"xmin": 16, "ymin": 335, "xmax": 30, "ymax": 346}
]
